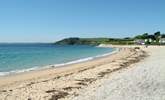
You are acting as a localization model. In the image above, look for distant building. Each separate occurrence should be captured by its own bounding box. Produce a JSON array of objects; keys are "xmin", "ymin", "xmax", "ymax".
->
[
  {"xmin": 149, "ymin": 38, "xmax": 153, "ymax": 43},
  {"xmin": 144, "ymin": 39, "xmax": 148, "ymax": 42},
  {"xmin": 159, "ymin": 38, "xmax": 165, "ymax": 44},
  {"xmin": 134, "ymin": 39, "xmax": 145, "ymax": 45},
  {"xmin": 146, "ymin": 38, "xmax": 154, "ymax": 43}
]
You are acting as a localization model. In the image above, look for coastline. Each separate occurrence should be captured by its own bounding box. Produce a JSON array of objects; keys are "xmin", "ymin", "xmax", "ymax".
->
[
  {"xmin": 0, "ymin": 45, "xmax": 148, "ymax": 100},
  {"xmin": 0, "ymin": 46, "xmax": 117, "ymax": 77},
  {"xmin": 0, "ymin": 46, "xmax": 118, "ymax": 86}
]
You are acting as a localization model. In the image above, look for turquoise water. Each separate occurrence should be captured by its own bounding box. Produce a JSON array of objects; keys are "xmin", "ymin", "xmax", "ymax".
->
[{"xmin": 0, "ymin": 43, "xmax": 115, "ymax": 76}]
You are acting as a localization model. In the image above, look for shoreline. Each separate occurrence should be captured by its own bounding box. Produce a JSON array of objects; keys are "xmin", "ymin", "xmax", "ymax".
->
[
  {"xmin": 0, "ymin": 47, "xmax": 117, "ymax": 77},
  {"xmin": 0, "ymin": 45, "xmax": 148, "ymax": 100},
  {"xmin": 0, "ymin": 47, "xmax": 119, "ymax": 87}
]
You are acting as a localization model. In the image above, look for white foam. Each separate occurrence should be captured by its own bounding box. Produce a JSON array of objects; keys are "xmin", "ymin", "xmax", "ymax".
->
[
  {"xmin": 0, "ymin": 67, "xmax": 39, "ymax": 76},
  {"xmin": 53, "ymin": 57, "xmax": 94, "ymax": 67}
]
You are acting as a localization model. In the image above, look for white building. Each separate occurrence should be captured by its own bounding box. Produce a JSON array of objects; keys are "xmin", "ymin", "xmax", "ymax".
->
[
  {"xmin": 134, "ymin": 39, "xmax": 145, "ymax": 45},
  {"xmin": 159, "ymin": 38, "xmax": 165, "ymax": 44}
]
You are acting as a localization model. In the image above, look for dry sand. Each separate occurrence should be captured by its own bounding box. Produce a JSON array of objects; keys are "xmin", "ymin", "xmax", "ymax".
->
[
  {"xmin": 0, "ymin": 45, "xmax": 153, "ymax": 100},
  {"xmin": 70, "ymin": 46, "xmax": 165, "ymax": 100}
]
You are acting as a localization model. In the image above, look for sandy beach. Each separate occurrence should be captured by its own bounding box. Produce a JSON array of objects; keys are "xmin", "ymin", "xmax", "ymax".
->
[
  {"xmin": 69, "ymin": 46, "xmax": 165, "ymax": 100},
  {"xmin": 0, "ymin": 45, "xmax": 164, "ymax": 100}
]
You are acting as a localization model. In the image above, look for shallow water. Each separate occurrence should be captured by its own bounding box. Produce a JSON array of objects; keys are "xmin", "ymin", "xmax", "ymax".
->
[{"xmin": 0, "ymin": 43, "xmax": 114, "ymax": 76}]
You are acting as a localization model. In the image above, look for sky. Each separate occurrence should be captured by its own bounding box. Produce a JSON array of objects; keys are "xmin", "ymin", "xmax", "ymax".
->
[{"xmin": 0, "ymin": 0, "xmax": 164, "ymax": 42}]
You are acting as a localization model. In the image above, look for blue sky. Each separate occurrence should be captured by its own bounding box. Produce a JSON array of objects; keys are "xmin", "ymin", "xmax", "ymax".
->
[{"xmin": 0, "ymin": 0, "xmax": 164, "ymax": 42}]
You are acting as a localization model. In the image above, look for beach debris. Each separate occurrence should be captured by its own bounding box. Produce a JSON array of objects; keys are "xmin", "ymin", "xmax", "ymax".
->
[
  {"xmin": 26, "ymin": 82, "xmax": 35, "ymax": 86},
  {"xmin": 75, "ymin": 78, "xmax": 97, "ymax": 86},
  {"xmin": 78, "ymin": 66, "xmax": 96, "ymax": 73},
  {"xmin": 63, "ymin": 86, "xmax": 81, "ymax": 91},
  {"xmin": 76, "ymin": 78, "xmax": 96, "ymax": 83},
  {"xmin": 76, "ymin": 82, "xmax": 88, "ymax": 86},
  {"xmin": 41, "ymin": 79, "xmax": 49, "ymax": 82},
  {"xmin": 28, "ymin": 97, "xmax": 32, "ymax": 100},
  {"xmin": 0, "ymin": 90, "xmax": 7, "ymax": 92},
  {"xmin": 78, "ymin": 68, "xmax": 88, "ymax": 73},
  {"xmin": 46, "ymin": 90, "xmax": 69, "ymax": 100},
  {"xmin": 63, "ymin": 73, "xmax": 74, "ymax": 77},
  {"xmin": 98, "ymin": 69, "xmax": 113, "ymax": 77},
  {"xmin": 53, "ymin": 76, "xmax": 61, "ymax": 80},
  {"xmin": 46, "ymin": 89, "xmax": 58, "ymax": 93},
  {"xmin": 9, "ymin": 89, "xmax": 13, "ymax": 92},
  {"xmin": 74, "ymin": 78, "xmax": 97, "ymax": 87}
]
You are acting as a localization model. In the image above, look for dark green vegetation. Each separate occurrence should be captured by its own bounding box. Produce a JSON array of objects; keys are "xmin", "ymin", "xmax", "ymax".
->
[
  {"xmin": 55, "ymin": 38, "xmax": 134, "ymax": 45},
  {"xmin": 55, "ymin": 31, "xmax": 165, "ymax": 45},
  {"xmin": 134, "ymin": 31, "xmax": 165, "ymax": 45}
]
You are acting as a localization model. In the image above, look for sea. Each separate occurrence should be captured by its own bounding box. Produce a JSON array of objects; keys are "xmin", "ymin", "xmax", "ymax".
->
[{"xmin": 0, "ymin": 43, "xmax": 115, "ymax": 76}]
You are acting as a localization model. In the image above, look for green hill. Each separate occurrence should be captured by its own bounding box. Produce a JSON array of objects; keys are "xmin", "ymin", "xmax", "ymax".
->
[
  {"xmin": 55, "ymin": 37, "xmax": 134, "ymax": 45},
  {"xmin": 55, "ymin": 31, "xmax": 165, "ymax": 45}
]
